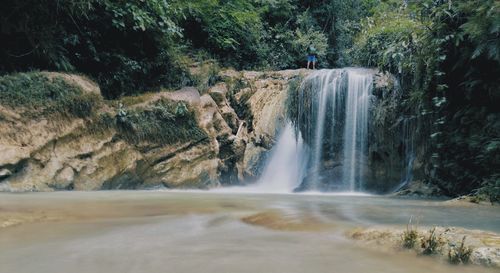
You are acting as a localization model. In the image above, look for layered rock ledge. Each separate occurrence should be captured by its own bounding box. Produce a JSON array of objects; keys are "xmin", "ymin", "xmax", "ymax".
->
[{"xmin": 0, "ymin": 70, "xmax": 309, "ymax": 191}]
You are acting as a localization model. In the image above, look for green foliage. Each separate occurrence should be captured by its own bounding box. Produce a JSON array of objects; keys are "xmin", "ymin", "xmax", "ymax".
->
[
  {"xmin": 401, "ymin": 216, "xmax": 419, "ymax": 249},
  {"xmin": 304, "ymin": 0, "xmax": 376, "ymax": 66},
  {"xmin": 426, "ymin": 0, "xmax": 500, "ymax": 201},
  {"xmin": 172, "ymin": 0, "xmax": 267, "ymax": 68},
  {"xmin": 448, "ymin": 236, "xmax": 473, "ymax": 265},
  {"xmin": 86, "ymin": 112, "xmax": 116, "ymax": 137},
  {"xmin": 172, "ymin": 0, "xmax": 351, "ymax": 69},
  {"xmin": 0, "ymin": 72, "xmax": 100, "ymax": 118},
  {"xmin": 1, "ymin": 0, "xmax": 375, "ymax": 83},
  {"xmin": 295, "ymin": 29, "xmax": 329, "ymax": 60},
  {"xmin": 103, "ymin": 0, "xmax": 179, "ymax": 34},
  {"xmin": 0, "ymin": 0, "xmax": 187, "ymax": 99},
  {"xmin": 353, "ymin": 0, "xmax": 500, "ymax": 201},
  {"xmin": 116, "ymin": 99, "xmax": 207, "ymax": 145},
  {"xmin": 190, "ymin": 60, "xmax": 221, "ymax": 94},
  {"xmin": 421, "ymin": 227, "xmax": 444, "ymax": 255},
  {"xmin": 352, "ymin": 12, "xmax": 424, "ymax": 76}
]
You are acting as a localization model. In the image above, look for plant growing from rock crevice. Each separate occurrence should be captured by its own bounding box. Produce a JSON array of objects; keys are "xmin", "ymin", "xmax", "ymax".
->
[
  {"xmin": 401, "ymin": 216, "xmax": 419, "ymax": 249},
  {"xmin": 421, "ymin": 227, "xmax": 445, "ymax": 255},
  {"xmin": 116, "ymin": 99, "xmax": 208, "ymax": 145},
  {"xmin": 448, "ymin": 236, "xmax": 473, "ymax": 265}
]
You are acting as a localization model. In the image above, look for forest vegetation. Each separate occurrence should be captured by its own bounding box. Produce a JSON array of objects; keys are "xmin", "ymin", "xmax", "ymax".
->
[{"xmin": 0, "ymin": 0, "xmax": 498, "ymax": 200}]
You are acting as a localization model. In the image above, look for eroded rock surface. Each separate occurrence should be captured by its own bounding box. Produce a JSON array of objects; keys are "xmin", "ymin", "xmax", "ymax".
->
[
  {"xmin": 0, "ymin": 70, "xmax": 308, "ymax": 191},
  {"xmin": 348, "ymin": 226, "xmax": 500, "ymax": 268}
]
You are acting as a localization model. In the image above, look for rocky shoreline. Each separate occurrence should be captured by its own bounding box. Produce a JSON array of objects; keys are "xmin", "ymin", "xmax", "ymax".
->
[{"xmin": 348, "ymin": 225, "xmax": 500, "ymax": 268}]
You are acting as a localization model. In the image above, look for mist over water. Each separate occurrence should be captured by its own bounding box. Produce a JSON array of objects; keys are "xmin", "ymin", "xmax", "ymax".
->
[
  {"xmin": 1, "ymin": 191, "xmax": 498, "ymax": 273},
  {"xmin": 253, "ymin": 123, "xmax": 306, "ymax": 193},
  {"xmin": 216, "ymin": 124, "xmax": 305, "ymax": 194}
]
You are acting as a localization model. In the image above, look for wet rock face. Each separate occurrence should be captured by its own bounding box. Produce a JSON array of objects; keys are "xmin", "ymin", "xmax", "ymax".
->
[
  {"xmin": 217, "ymin": 69, "xmax": 310, "ymax": 184},
  {"xmin": 366, "ymin": 72, "xmax": 427, "ymax": 193},
  {"xmin": 292, "ymin": 70, "xmax": 426, "ymax": 194},
  {"xmin": 0, "ymin": 70, "xmax": 308, "ymax": 191},
  {"xmin": 0, "ymin": 74, "xmax": 218, "ymax": 191},
  {"xmin": 294, "ymin": 161, "xmax": 344, "ymax": 192}
]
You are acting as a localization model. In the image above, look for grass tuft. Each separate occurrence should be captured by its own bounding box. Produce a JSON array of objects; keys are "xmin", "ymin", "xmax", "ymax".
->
[
  {"xmin": 421, "ymin": 227, "xmax": 445, "ymax": 255},
  {"xmin": 448, "ymin": 236, "xmax": 473, "ymax": 265},
  {"xmin": 402, "ymin": 216, "xmax": 419, "ymax": 249},
  {"xmin": 116, "ymin": 98, "xmax": 207, "ymax": 145},
  {"xmin": 0, "ymin": 72, "xmax": 101, "ymax": 118}
]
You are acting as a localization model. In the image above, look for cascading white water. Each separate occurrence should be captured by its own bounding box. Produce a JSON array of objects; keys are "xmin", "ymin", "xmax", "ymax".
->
[
  {"xmin": 396, "ymin": 116, "xmax": 416, "ymax": 191},
  {"xmin": 307, "ymin": 70, "xmax": 342, "ymax": 189},
  {"xmin": 341, "ymin": 72, "xmax": 372, "ymax": 191},
  {"xmin": 221, "ymin": 68, "xmax": 416, "ymax": 194},
  {"xmin": 217, "ymin": 123, "xmax": 307, "ymax": 194},
  {"xmin": 254, "ymin": 123, "xmax": 307, "ymax": 193},
  {"xmin": 294, "ymin": 68, "xmax": 374, "ymax": 192},
  {"xmin": 234, "ymin": 68, "xmax": 375, "ymax": 193}
]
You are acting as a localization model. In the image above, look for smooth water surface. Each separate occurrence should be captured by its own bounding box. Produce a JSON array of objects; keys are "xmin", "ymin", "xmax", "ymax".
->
[{"xmin": 0, "ymin": 191, "xmax": 498, "ymax": 273}]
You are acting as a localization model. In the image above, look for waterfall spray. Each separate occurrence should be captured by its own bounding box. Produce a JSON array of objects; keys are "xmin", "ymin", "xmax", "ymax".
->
[{"xmin": 253, "ymin": 123, "xmax": 306, "ymax": 193}]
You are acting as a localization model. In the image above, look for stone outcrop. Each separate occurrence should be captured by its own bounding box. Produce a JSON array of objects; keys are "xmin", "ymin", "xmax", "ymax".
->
[
  {"xmin": 368, "ymin": 72, "xmax": 428, "ymax": 193},
  {"xmin": 0, "ymin": 70, "xmax": 307, "ymax": 191},
  {"xmin": 348, "ymin": 225, "xmax": 500, "ymax": 268},
  {"xmin": 215, "ymin": 69, "xmax": 309, "ymax": 184}
]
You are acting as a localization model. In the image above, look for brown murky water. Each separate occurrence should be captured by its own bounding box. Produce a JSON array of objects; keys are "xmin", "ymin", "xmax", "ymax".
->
[{"xmin": 0, "ymin": 191, "xmax": 498, "ymax": 273}]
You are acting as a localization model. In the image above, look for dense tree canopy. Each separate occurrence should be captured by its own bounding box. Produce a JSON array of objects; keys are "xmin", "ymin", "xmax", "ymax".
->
[
  {"xmin": 1, "ymin": 0, "xmax": 186, "ymax": 98},
  {"xmin": 0, "ymin": 0, "xmax": 372, "ymax": 97}
]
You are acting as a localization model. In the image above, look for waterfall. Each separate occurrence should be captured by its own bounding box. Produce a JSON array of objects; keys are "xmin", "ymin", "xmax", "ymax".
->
[
  {"xmin": 253, "ymin": 123, "xmax": 307, "ymax": 193},
  {"xmin": 247, "ymin": 68, "xmax": 386, "ymax": 193},
  {"xmin": 294, "ymin": 68, "xmax": 374, "ymax": 192},
  {"xmin": 342, "ymin": 72, "xmax": 372, "ymax": 191},
  {"xmin": 236, "ymin": 68, "xmax": 416, "ymax": 194},
  {"xmin": 216, "ymin": 123, "xmax": 307, "ymax": 194},
  {"xmin": 396, "ymin": 116, "xmax": 416, "ymax": 190}
]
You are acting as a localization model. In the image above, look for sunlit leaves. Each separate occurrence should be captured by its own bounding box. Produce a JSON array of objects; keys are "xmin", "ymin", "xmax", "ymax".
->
[{"xmin": 104, "ymin": 0, "xmax": 181, "ymax": 35}]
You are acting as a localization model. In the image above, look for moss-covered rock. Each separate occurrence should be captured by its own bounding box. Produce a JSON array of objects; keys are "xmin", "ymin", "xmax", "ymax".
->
[{"xmin": 0, "ymin": 69, "xmax": 306, "ymax": 191}]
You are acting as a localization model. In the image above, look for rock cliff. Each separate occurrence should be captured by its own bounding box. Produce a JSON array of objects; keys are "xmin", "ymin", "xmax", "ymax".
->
[{"xmin": 0, "ymin": 70, "xmax": 308, "ymax": 191}]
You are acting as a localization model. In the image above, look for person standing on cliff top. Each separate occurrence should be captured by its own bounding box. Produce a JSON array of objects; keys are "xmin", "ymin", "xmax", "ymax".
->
[{"xmin": 307, "ymin": 44, "xmax": 317, "ymax": 69}]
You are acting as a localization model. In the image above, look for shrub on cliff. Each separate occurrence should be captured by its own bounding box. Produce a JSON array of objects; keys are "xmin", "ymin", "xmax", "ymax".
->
[
  {"xmin": 0, "ymin": 72, "xmax": 101, "ymax": 118},
  {"xmin": 116, "ymin": 99, "xmax": 207, "ymax": 145}
]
